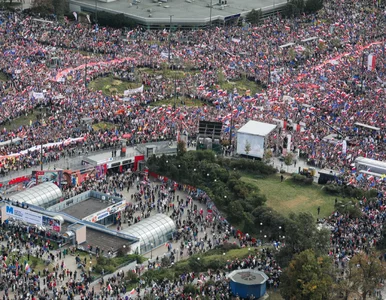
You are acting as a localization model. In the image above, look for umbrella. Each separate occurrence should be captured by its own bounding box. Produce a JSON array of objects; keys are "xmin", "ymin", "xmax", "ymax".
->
[{"xmin": 122, "ymin": 133, "xmax": 132, "ymax": 139}]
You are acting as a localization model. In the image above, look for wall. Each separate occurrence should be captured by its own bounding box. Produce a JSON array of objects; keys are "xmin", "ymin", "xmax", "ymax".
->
[{"xmin": 75, "ymin": 225, "xmax": 87, "ymax": 245}]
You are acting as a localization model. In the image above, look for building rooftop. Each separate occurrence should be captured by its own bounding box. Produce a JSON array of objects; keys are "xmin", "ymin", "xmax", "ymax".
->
[
  {"xmin": 60, "ymin": 197, "xmax": 111, "ymax": 220},
  {"xmin": 70, "ymin": 0, "xmax": 286, "ymax": 26},
  {"xmin": 80, "ymin": 227, "xmax": 130, "ymax": 252},
  {"xmin": 228, "ymin": 269, "xmax": 269, "ymax": 285}
]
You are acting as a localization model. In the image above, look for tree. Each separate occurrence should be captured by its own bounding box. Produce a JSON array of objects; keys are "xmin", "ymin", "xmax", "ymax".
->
[
  {"xmin": 245, "ymin": 9, "xmax": 262, "ymax": 25},
  {"xmin": 304, "ymin": 0, "xmax": 323, "ymax": 13},
  {"xmin": 284, "ymin": 152, "xmax": 293, "ymax": 166},
  {"xmin": 32, "ymin": 0, "xmax": 53, "ymax": 9},
  {"xmin": 244, "ymin": 140, "xmax": 251, "ymax": 155},
  {"xmin": 348, "ymin": 252, "xmax": 386, "ymax": 300},
  {"xmin": 264, "ymin": 149, "xmax": 273, "ymax": 163},
  {"xmin": 276, "ymin": 212, "xmax": 330, "ymax": 267},
  {"xmin": 177, "ymin": 140, "xmax": 187, "ymax": 156},
  {"xmin": 280, "ymin": 249, "xmax": 334, "ymax": 300}
]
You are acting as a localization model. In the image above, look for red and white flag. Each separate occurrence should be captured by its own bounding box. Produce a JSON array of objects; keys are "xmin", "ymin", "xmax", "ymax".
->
[
  {"xmin": 367, "ymin": 54, "xmax": 376, "ymax": 71},
  {"xmin": 73, "ymin": 12, "xmax": 78, "ymax": 21},
  {"xmin": 107, "ymin": 283, "xmax": 112, "ymax": 291}
]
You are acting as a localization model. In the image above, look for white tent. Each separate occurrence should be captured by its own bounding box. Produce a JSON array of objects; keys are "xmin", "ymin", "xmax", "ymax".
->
[{"xmin": 236, "ymin": 121, "xmax": 277, "ymax": 159}]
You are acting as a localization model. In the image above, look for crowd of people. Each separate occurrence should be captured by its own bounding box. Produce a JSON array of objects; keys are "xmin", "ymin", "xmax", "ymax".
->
[
  {"xmin": 0, "ymin": 0, "xmax": 385, "ymax": 298},
  {"xmin": 0, "ymin": 0, "xmax": 383, "ymax": 189}
]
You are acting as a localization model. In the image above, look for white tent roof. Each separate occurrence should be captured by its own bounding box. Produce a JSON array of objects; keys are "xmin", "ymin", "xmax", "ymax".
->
[{"xmin": 237, "ymin": 121, "xmax": 277, "ymax": 137}]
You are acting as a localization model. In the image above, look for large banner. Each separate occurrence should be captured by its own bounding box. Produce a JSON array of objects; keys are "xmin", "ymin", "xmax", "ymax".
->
[
  {"xmin": 123, "ymin": 85, "xmax": 144, "ymax": 97},
  {"xmin": 83, "ymin": 200, "xmax": 127, "ymax": 223},
  {"xmin": 5, "ymin": 205, "xmax": 61, "ymax": 232}
]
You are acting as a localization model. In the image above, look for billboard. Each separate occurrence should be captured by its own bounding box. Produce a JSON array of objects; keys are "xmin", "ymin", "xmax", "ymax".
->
[
  {"xmin": 32, "ymin": 170, "xmax": 63, "ymax": 186},
  {"xmin": 83, "ymin": 201, "xmax": 127, "ymax": 223},
  {"xmin": 5, "ymin": 205, "xmax": 61, "ymax": 232}
]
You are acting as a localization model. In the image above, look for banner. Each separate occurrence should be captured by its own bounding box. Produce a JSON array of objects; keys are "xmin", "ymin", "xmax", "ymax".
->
[
  {"xmin": 31, "ymin": 92, "xmax": 44, "ymax": 100},
  {"xmin": 5, "ymin": 205, "xmax": 61, "ymax": 232},
  {"xmin": 123, "ymin": 85, "xmax": 144, "ymax": 97},
  {"xmin": 367, "ymin": 54, "xmax": 376, "ymax": 71},
  {"xmin": 342, "ymin": 140, "xmax": 347, "ymax": 155}
]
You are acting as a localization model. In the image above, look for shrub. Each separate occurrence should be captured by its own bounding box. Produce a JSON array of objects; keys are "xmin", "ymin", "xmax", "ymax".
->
[
  {"xmin": 291, "ymin": 173, "xmax": 313, "ymax": 185},
  {"xmin": 183, "ymin": 284, "xmax": 199, "ymax": 295}
]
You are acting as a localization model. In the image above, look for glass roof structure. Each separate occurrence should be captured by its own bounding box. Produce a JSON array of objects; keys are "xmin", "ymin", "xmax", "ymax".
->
[
  {"xmin": 9, "ymin": 182, "xmax": 62, "ymax": 208},
  {"xmin": 122, "ymin": 214, "xmax": 176, "ymax": 252}
]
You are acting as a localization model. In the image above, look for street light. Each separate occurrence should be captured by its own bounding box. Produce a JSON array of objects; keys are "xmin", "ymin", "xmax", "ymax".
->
[
  {"xmin": 168, "ymin": 15, "xmax": 174, "ymax": 63},
  {"xmin": 150, "ymin": 243, "xmax": 154, "ymax": 259},
  {"xmin": 95, "ymin": 0, "xmax": 98, "ymax": 24},
  {"xmin": 209, "ymin": 0, "xmax": 213, "ymax": 32}
]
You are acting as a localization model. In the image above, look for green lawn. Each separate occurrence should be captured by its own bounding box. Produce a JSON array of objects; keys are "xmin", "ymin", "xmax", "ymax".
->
[
  {"xmin": 219, "ymin": 78, "xmax": 262, "ymax": 96},
  {"xmin": 92, "ymin": 122, "xmax": 115, "ymax": 131},
  {"xmin": 88, "ymin": 76, "xmax": 142, "ymax": 96},
  {"xmin": 241, "ymin": 174, "xmax": 336, "ymax": 218},
  {"xmin": 137, "ymin": 68, "xmax": 198, "ymax": 80},
  {"xmin": 4, "ymin": 109, "xmax": 42, "ymax": 131},
  {"xmin": 0, "ymin": 72, "xmax": 8, "ymax": 81},
  {"xmin": 149, "ymin": 96, "xmax": 203, "ymax": 107}
]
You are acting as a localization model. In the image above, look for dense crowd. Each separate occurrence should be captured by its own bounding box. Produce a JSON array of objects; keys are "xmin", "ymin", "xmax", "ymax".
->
[
  {"xmin": 0, "ymin": 0, "xmax": 385, "ymax": 298},
  {"xmin": 0, "ymin": 0, "xmax": 384, "ymax": 189}
]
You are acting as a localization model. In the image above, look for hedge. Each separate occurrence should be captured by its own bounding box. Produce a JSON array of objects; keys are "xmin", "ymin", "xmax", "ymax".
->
[{"xmin": 291, "ymin": 173, "xmax": 313, "ymax": 185}]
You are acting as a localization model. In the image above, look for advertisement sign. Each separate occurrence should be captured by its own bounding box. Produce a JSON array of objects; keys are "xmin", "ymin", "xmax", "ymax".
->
[
  {"xmin": 6, "ymin": 205, "xmax": 42, "ymax": 225},
  {"xmin": 5, "ymin": 205, "xmax": 61, "ymax": 232},
  {"xmin": 32, "ymin": 170, "xmax": 63, "ymax": 186},
  {"xmin": 83, "ymin": 200, "xmax": 127, "ymax": 223}
]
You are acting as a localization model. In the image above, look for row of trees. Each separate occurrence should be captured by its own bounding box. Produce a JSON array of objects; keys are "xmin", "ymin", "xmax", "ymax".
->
[
  {"xmin": 147, "ymin": 148, "xmax": 330, "ymax": 267},
  {"xmin": 281, "ymin": 249, "xmax": 386, "ymax": 300},
  {"xmin": 148, "ymin": 148, "xmax": 386, "ymax": 298}
]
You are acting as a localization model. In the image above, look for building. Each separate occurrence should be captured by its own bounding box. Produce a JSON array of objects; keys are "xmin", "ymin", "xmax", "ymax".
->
[
  {"xmin": 69, "ymin": 0, "xmax": 287, "ymax": 29},
  {"xmin": 228, "ymin": 269, "xmax": 269, "ymax": 299}
]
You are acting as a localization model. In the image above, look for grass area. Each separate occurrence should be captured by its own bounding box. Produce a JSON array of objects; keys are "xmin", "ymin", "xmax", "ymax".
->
[
  {"xmin": 241, "ymin": 174, "xmax": 336, "ymax": 218},
  {"xmin": 219, "ymin": 78, "xmax": 262, "ymax": 96},
  {"xmin": 137, "ymin": 67, "xmax": 198, "ymax": 80},
  {"xmin": 150, "ymin": 96, "xmax": 203, "ymax": 107},
  {"xmin": 3, "ymin": 109, "xmax": 42, "ymax": 131},
  {"xmin": 0, "ymin": 72, "xmax": 9, "ymax": 81},
  {"xmin": 92, "ymin": 122, "xmax": 115, "ymax": 131},
  {"xmin": 88, "ymin": 76, "xmax": 141, "ymax": 96}
]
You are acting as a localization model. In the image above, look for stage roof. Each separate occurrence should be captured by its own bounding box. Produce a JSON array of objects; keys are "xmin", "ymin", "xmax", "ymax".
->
[{"xmin": 237, "ymin": 120, "xmax": 276, "ymax": 137}]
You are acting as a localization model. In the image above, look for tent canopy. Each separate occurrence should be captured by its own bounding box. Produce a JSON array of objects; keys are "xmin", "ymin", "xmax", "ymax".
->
[{"xmin": 237, "ymin": 121, "xmax": 277, "ymax": 137}]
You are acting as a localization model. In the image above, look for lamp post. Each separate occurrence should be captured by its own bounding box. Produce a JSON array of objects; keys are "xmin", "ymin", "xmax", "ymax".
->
[
  {"xmin": 209, "ymin": 0, "xmax": 213, "ymax": 32},
  {"xmin": 40, "ymin": 139, "xmax": 43, "ymax": 171},
  {"xmin": 84, "ymin": 58, "xmax": 88, "ymax": 88},
  {"xmin": 95, "ymin": 0, "xmax": 98, "ymax": 24},
  {"xmin": 168, "ymin": 15, "xmax": 174, "ymax": 63},
  {"xmin": 361, "ymin": 51, "xmax": 366, "ymax": 93},
  {"xmin": 267, "ymin": 42, "xmax": 272, "ymax": 85},
  {"xmin": 174, "ymin": 67, "xmax": 178, "ymax": 109},
  {"xmin": 150, "ymin": 243, "xmax": 154, "ymax": 259}
]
